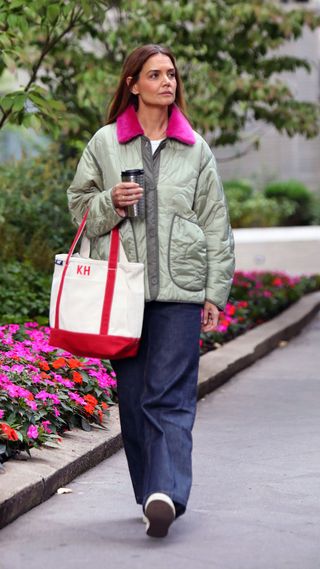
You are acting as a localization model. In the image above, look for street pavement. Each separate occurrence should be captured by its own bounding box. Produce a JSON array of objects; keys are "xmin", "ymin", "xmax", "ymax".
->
[{"xmin": 0, "ymin": 313, "xmax": 319, "ymax": 569}]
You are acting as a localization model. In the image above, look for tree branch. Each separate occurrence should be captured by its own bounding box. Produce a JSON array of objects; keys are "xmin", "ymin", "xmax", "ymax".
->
[
  {"xmin": 215, "ymin": 139, "xmax": 260, "ymax": 163},
  {"xmin": 0, "ymin": 6, "xmax": 84, "ymax": 130},
  {"xmin": 24, "ymin": 7, "xmax": 84, "ymax": 93}
]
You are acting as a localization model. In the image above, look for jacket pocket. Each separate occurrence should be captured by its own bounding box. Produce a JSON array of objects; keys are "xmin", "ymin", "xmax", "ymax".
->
[{"xmin": 168, "ymin": 214, "xmax": 207, "ymax": 291}]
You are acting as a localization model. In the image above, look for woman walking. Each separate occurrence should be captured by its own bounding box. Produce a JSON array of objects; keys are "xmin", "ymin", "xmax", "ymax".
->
[{"xmin": 67, "ymin": 44, "xmax": 235, "ymax": 538}]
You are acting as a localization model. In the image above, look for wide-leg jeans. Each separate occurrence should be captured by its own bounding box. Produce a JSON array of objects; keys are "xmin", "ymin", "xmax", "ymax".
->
[{"xmin": 110, "ymin": 301, "xmax": 202, "ymax": 517}]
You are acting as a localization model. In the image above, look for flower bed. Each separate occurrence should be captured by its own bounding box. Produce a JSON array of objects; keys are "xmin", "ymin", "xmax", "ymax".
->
[
  {"xmin": 1, "ymin": 271, "xmax": 319, "ymax": 465},
  {"xmin": 0, "ymin": 323, "xmax": 116, "ymax": 465},
  {"xmin": 200, "ymin": 271, "xmax": 319, "ymax": 353}
]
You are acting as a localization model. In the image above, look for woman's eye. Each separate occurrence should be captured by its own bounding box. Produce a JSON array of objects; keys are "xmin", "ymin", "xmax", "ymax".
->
[{"xmin": 168, "ymin": 72, "xmax": 176, "ymax": 78}]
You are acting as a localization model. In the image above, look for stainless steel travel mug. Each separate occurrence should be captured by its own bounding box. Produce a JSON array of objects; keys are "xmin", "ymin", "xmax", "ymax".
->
[{"xmin": 121, "ymin": 169, "xmax": 145, "ymax": 218}]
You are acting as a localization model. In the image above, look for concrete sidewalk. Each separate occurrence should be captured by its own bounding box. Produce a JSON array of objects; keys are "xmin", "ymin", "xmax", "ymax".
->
[
  {"xmin": 1, "ymin": 292, "xmax": 320, "ymax": 531},
  {"xmin": 0, "ymin": 308, "xmax": 319, "ymax": 568}
]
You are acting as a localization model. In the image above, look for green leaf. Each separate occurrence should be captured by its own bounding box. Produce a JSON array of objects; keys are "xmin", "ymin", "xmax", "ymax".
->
[
  {"xmin": 80, "ymin": 417, "xmax": 91, "ymax": 432},
  {"xmin": 43, "ymin": 441, "xmax": 61, "ymax": 448},
  {"xmin": 12, "ymin": 94, "xmax": 27, "ymax": 112},
  {"xmin": 47, "ymin": 4, "xmax": 60, "ymax": 23}
]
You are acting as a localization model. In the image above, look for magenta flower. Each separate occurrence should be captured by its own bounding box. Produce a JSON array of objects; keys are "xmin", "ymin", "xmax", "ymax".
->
[
  {"xmin": 27, "ymin": 425, "xmax": 39, "ymax": 439},
  {"xmin": 68, "ymin": 392, "xmax": 86, "ymax": 405},
  {"xmin": 0, "ymin": 410, "xmax": 4, "ymax": 419},
  {"xmin": 26, "ymin": 400, "xmax": 38, "ymax": 411},
  {"xmin": 41, "ymin": 420, "xmax": 52, "ymax": 433}
]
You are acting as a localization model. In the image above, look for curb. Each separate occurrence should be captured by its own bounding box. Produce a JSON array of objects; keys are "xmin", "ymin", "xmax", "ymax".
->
[{"xmin": 1, "ymin": 291, "xmax": 320, "ymax": 529}]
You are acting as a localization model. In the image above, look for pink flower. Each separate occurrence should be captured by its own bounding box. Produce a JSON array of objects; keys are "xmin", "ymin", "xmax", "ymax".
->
[
  {"xmin": 0, "ymin": 410, "xmax": 4, "ymax": 419},
  {"xmin": 26, "ymin": 400, "xmax": 38, "ymax": 411},
  {"xmin": 27, "ymin": 425, "xmax": 39, "ymax": 439},
  {"xmin": 68, "ymin": 392, "xmax": 86, "ymax": 406},
  {"xmin": 41, "ymin": 420, "xmax": 52, "ymax": 433}
]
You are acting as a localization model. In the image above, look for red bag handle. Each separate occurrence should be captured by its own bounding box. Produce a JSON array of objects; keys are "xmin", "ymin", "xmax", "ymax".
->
[{"xmin": 54, "ymin": 210, "xmax": 120, "ymax": 334}]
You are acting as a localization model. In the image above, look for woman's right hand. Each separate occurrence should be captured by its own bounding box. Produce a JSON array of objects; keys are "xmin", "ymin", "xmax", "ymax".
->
[{"xmin": 112, "ymin": 182, "xmax": 144, "ymax": 216}]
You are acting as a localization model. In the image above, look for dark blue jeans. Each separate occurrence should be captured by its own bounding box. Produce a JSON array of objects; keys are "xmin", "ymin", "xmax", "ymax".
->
[{"xmin": 110, "ymin": 301, "xmax": 202, "ymax": 517}]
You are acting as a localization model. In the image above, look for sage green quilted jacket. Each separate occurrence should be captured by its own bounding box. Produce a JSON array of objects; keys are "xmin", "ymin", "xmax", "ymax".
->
[{"xmin": 67, "ymin": 105, "xmax": 235, "ymax": 310}]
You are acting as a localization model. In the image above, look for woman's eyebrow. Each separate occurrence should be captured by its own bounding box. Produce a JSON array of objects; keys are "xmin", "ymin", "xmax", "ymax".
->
[{"xmin": 147, "ymin": 67, "xmax": 175, "ymax": 73}]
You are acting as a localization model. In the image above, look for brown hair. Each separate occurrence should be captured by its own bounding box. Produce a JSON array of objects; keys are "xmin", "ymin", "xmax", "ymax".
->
[{"xmin": 105, "ymin": 44, "xmax": 187, "ymax": 124}]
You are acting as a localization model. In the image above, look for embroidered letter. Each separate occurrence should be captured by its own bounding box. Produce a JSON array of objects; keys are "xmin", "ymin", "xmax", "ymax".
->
[{"xmin": 77, "ymin": 265, "xmax": 90, "ymax": 276}]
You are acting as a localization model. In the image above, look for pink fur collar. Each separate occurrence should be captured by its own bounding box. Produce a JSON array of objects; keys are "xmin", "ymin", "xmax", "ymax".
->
[{"xmin": 116, "ymin": 104, "xmax": 196, "ymax": 145}]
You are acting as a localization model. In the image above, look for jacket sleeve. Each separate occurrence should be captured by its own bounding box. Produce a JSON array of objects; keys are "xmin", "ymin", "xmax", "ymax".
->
[
  {"xmin": 67, "ymin": 140, "xmax": 123, "ymax": 238},
  {"xmin": 193, "ymin": 141, "xmax": 235, "ymax": 310}
]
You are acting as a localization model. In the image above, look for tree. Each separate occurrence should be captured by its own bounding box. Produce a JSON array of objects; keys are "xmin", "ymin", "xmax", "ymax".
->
[
  {"xmin": 0, "ymin": 0, "xmax": 319, "ymax": 152},
  {"xmin": 0, "ymin": 0, "xmax": 115, "ymax": 142}
]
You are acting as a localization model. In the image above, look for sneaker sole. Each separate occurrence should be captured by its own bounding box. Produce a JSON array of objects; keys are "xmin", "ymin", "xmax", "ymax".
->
[{"xmin": 145, "ymin": 499, "xmax": 175, "ymax": 538}]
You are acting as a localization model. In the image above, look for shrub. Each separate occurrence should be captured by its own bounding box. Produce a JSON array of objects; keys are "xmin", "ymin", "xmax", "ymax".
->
[
  {"xmin": 0, "ymin": 146, "xmax": 77, "ymax": 272},
  {"xmin": 223, "ymin": 179, "xmax": 254, "ymax": 201},
  {"xmin": 264, "ymin": 180, "xmax": 313, "ymax": 225},
  {"xmin": 0, "ymin": 262, "xmax": 51, "ymax": 325},
  {"xmin": 310, "ymin": 192, "xmax": 320, "ymax": 225},
  {"xmin": 225, "ymin": 191, "xmax": 294, "ymax": 228}
]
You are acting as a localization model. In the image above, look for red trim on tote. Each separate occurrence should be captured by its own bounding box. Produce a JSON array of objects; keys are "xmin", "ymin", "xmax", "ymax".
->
[
  {"xmin": 55, "ymin": 209, "xmax": 89, "ymax": 329},
  {"xmin": 99, "ymin": 226, "xmax": 120, "ymax": 335},
  {"xmin": 49, "ymin": 328, "xmax": 140, "ymax": 360}
]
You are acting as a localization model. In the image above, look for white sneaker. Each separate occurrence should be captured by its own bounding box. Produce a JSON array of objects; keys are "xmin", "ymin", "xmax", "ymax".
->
[{"xmin": 144, "ymin": 493, "xmax": 176, "ymax": 538}]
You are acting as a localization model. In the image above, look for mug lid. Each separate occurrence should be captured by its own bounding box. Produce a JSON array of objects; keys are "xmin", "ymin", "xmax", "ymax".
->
[{"xmin": 121, "ymin": 169, "xmax": 144, "ymax": 176}]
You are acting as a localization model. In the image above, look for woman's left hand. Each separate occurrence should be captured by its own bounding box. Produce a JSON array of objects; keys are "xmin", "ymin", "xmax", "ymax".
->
[{"xmin": 201, "ymin": 301, "xmax": 220, "ymax": 332}]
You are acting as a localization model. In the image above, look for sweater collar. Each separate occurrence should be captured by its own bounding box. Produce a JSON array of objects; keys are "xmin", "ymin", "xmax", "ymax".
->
[{"xmin": 116, "ymin": 104, "xmax": 196, "ymax": 146}]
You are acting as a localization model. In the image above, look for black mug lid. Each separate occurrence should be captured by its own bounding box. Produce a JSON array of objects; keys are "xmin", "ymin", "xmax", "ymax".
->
[{"xmin": 121, "ymin": 169, "xmax": 144, "ymax": 176}]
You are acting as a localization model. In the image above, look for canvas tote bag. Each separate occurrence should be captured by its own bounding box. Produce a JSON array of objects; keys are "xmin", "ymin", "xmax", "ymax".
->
[{"xmin": 49, "ymin": 210, "xmax": 145, "ymax": 359}]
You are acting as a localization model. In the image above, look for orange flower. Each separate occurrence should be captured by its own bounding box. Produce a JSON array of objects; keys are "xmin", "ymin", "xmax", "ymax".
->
[
  {"xmin": 52, "ymin": 357, "xmax": 67, "ymax": 369},
  {"xmin": 101, "ymin": 402, "xmax": 109, "ymax": 410},
  {"xmin": 0, "ymin": 423, "xmax": 19, "ymax": 441},
  {"xmin": 40, "ymin": 372, "xmax": 49, "ymax": 379},
  {"xmin": 39, "ymin": 361, "xmax": 50, "ymax": 371},
  {"xmin": 98, "ymin": 410, "xmax": 103, "ymax": 424},
  {"xmin": 84, "ymin": 394, "xmax": 98, "ymax": 406},
  {"xmin": 67, "ymin": 358, "xmax": 82, "ymax": 369},
  {"xmin": 84, "ymin": 404, "xmax": 95, "ymax": 414},
  {"xmin": 27, "ymin": 393, "xmax": 34, "ymax": 401},
  {"xmin": 72, "ymin": 371, "xmax": 83, "ymax": 384}
]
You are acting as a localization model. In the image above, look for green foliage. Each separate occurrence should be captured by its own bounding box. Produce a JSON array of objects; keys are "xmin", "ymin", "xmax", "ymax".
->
[
  {"xmin": 223, "ymin": 179, "xmax": 254, "ymax": 201},
  {"xmin": 224, "ymin": 180, "xmax": 295, "ymax": 228},
  {"xmin": 0, "ymin": 146, "xmax": 76, "ymax": 271},
  {"xmin": 0, "ymin": 262, "xmax": 51, "ymax": 324},
  {"xmin": 0, "ymin": 0, "xmax": 111, "ymax": 139},
  {"xmin": 310, "ymin": 192, "xmax": 320, "ymax": 225},
  {"xmin": 264, "ymin": 179, "xmax": 313, "ymax": 225},
  {"xmin": 0, "ymin": 0, "xmax": 319, "ymax": 151}
]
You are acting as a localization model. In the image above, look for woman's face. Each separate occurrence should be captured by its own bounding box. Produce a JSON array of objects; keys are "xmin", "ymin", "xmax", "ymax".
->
[{"xmin": 130, "ymin": 53, "xmax": 177, "ymax": 108}]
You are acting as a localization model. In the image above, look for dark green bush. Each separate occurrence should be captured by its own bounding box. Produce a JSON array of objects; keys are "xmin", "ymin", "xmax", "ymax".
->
[
  {"xmin": 310, "ymin": 192, "xmax": 320, "ymax": 225},
  {"xmin": 0, "ymin": 262, "xmax": 51, "ymax": 325},
  {"xmin": 223, "ymin": 179, "xmax": 254, "ymax": 202},
  {"xmin": 223, "ymin": 179, "xmax": 295, "ymax": 228},
  {"xmin": 264, "ymin": 180, "xmax": 313, "ymax": 225},
  {"xmin": 0, "ymin": 146, "xmax": 77, "ymax": 272}
]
